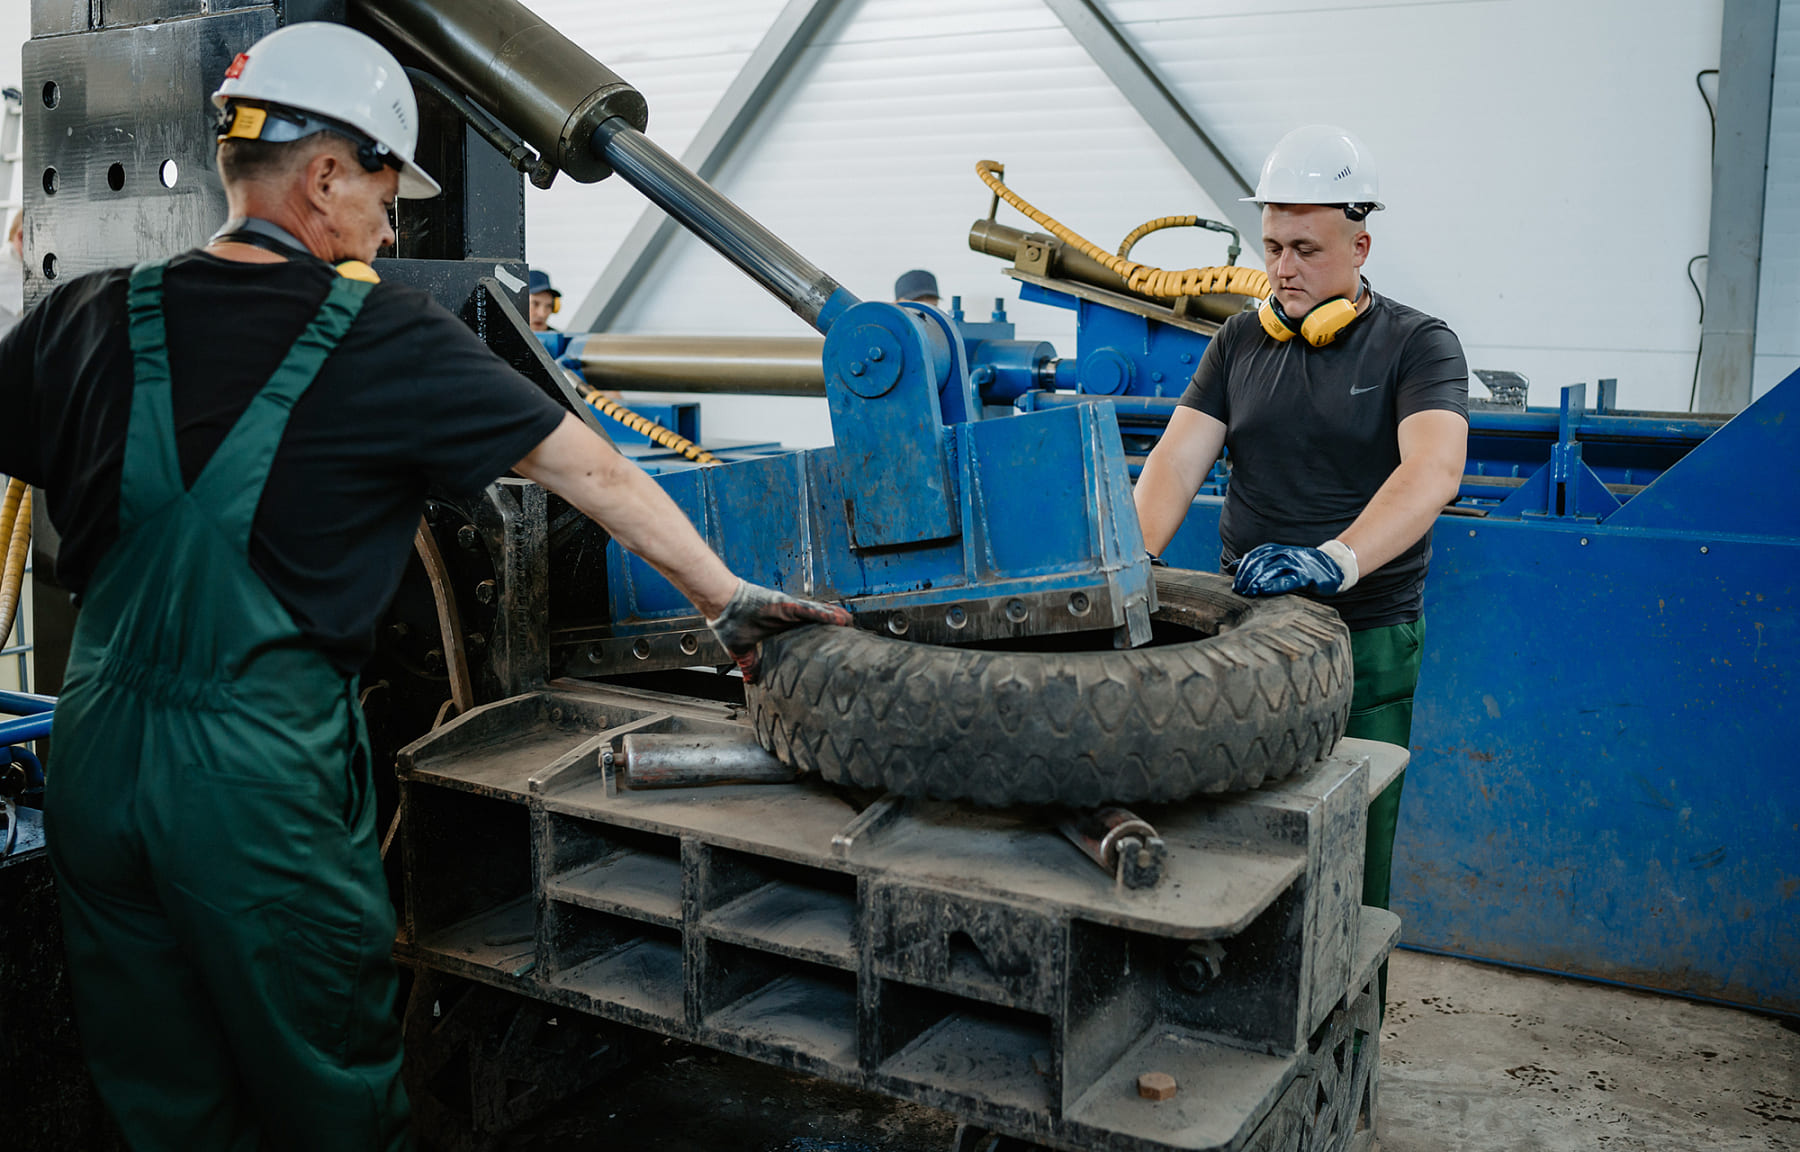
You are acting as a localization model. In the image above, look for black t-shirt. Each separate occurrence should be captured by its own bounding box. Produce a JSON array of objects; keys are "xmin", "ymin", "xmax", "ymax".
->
[
  {"xmin": 0, "ymin": 251, "xmax": 567, "ymax": 674},
  {"xmin": 1178, "ymin": 287, "xmax": 1468, "ymax": 630}
]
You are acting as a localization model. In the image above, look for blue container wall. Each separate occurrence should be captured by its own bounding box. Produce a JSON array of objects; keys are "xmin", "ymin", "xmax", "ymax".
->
[{"xmin": 1167, "ymin": 500, "xmax": 1800, "ymax": 1015}]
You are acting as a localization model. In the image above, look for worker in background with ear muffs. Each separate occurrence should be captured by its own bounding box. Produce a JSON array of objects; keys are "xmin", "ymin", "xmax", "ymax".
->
[
  {"xmin": 527, "ymin": 267, "xmax": 562, "ymax": 332},
  {"xmin": 1134, "ymin": 124, "xmax": 1469, "ymax": 1016}
]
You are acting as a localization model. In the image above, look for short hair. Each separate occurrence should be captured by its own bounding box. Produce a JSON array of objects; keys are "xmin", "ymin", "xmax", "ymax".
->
[{"xmin": 216, "ymin": 133, "xmax": 341, "ymax": 186}]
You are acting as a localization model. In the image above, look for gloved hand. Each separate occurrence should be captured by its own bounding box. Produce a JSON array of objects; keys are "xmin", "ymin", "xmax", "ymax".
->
[
  {"xmin": 1231, "ymin": 539, "xmax": 1360, "ymax": 597},
  {"xmin": 706, "ymin": 580, "xmax": 853, "ymax": 683}
]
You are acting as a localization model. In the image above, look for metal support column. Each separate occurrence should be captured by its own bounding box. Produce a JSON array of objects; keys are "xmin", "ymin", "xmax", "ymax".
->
[
  {"xmin": 1042, "ymin": 0, "xmax": 1262, "ymax": 243},
  {"xmin": 1697, "ymin": 0, "xmax": 1781, "ymax": 413},
  {"xmin": 572, "ymin": 0, "xmax": 844, "ymax": 332}
]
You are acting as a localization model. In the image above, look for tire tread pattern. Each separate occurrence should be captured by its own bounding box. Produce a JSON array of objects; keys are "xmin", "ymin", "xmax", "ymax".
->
[{"xmin": 747, "ymin": 570, "xmax": 1353, "ymax": 807}]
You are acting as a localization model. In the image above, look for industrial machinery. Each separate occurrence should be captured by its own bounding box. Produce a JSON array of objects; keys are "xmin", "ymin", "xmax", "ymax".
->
[
  {"xmin": 7, "ymin": 1, "xmax": 1404, "ymax": 1150},
  {"xmin": 553, "ymin": 166, "xmax": 1799, "ymax": 1023}
]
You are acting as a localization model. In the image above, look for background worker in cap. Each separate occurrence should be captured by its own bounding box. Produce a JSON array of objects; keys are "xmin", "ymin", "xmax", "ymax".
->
[
  {"xmin": 528, "ymin": 267, "xmax": 561, "ymax": 332},
  {"xmin": 893, "ymin": 268, "xmax": 941, "ymax": 308},
  {"xmin": 0, "ymin": 22, "xmax": 847, "ymax": 1150},
  {"xmin": 1134, "ymin": 125, "xmax": 1468, "ymax": 1010}
]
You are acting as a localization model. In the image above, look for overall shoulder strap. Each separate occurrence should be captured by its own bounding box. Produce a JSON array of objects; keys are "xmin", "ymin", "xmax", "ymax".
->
[
  {"xmin": 188, "ymin": 275, "xmax": 375, "ymax": 551},
  {"xmin": 119, "ymin": 260, "xmax": 186, "ymax": 527}
]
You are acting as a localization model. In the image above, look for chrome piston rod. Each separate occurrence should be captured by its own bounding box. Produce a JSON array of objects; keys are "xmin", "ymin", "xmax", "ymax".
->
[
  {"xmin": 593, "ymin": 120, "xmax": 854, "ymax": 333},
  {"xmin": 578, "ymin": 335, "xmax": 826, "ymax": 396}
]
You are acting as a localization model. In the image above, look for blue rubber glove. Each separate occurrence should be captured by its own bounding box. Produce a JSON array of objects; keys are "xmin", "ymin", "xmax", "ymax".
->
[{"xmin": 1231, "ymin": 540, "xmax": 1361, "ymax": 597}]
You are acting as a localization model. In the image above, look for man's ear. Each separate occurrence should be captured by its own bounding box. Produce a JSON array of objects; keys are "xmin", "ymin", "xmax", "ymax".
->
[
  {"xmin": 304, "ymin": 147, "xmax": 343, "ymax": 213},
  {"xmin": 1352, "ymin": 228, "xmax": 1371, "ymax": 267}
]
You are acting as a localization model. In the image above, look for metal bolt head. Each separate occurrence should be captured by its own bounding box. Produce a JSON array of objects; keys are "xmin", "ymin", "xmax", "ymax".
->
[
  {"xmin": 1151, "ymin": 371, "xmax": 1164, "ymax": 383},
  {"xmin": 1004, "ymin": 598, "xmax": 1029, "ymax": 624},
  {"xmin": 1580, "ymin": 537, "xmax": 1589, "ymax": 546},
  {"xmin": 1700, "ymin": 545, "xmax": 1710, "ymax": 554},
  {"xmin": 1180, "ymin": 352, "xmax": 1194, "ymax": 364},
  {"xmin": 849, "ymin": 361, "xmax": 866, "ymax": 376},
  {"xmin": 886, "ymin": 612, "xmax": 909, "ymax": 636},
  {"xmin": 475, "ymin": 579, "xmax": 496, "ymax": 605},
  {"xmin": 456, "ymin": 524, "xmax": 478, "ymax": 551},
  {"xmin": 631, "ymin": 639, "xmax": 651, "ymax": 660},
  {"xmin": 867, "ymin": 346, "xmax": 884, "ymax": 362},
  {"xmin": 679, "ymin": 633, "xmax": 699, "ymax": 655},
  {"xmin": 1138, "ymin": 1072, "xmax": 1178, "ymax": 1101},
  {"xmin": 424, "ymin": 648, "xmax": 445, "ymax": 673},
  {"xmin": 1068, "ymin": 591, "xmax": 1091, "ymax": 616},
  {"xmin": 549, "ymin": 707, "xmax": 564, "ymax": 722},
  {"xmin": 946, "ymin": 606, "xmax": 968, "ymax": 629}
]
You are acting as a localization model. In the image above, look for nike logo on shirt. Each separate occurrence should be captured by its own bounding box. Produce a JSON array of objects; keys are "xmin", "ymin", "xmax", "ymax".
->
[{"xmin": 1349, "ymin": 383, "xmax": 1383, "ymax": 395}]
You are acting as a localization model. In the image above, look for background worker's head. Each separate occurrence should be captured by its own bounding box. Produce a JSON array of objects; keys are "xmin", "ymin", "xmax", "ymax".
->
[
  {"xmin": 528, "ymin": 270, "xmax": 562, "ymax": 332},
  {"xmin": 210, "ymin": 23, "xmax": 439, "ymax": 265},
  {"xmin": 1244, "ymin": 125, "xmax": 1382, "ymax": 317},
  {"xmin": 894, "ymin": 269, "xmax": 940, "ymax": 309}
]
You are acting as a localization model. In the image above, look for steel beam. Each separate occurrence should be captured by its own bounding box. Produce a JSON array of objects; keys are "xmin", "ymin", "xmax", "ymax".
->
[
  {"xmin": 1042, "ymin": 0, "xmax": 1262, "ymax": 244},
  {"xmin": 1697, "ymin": 0, "xmax": 1781, "ymax": 413},
  {"xmin": 572, "ymin": 0, "xmax": 843, "ymax": 332}
]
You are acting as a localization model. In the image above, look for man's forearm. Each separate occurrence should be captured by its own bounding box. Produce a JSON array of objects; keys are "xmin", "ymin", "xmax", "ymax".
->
[
  {"xmin": 516, "ymin": 415, "xmax": 739, "ymax": 617},
  {"xmin": 1337, "ymin": 456, "xmax": 1461, "ymax": 575},
  {"xmin": 1133, "ymin": 457, "xmax": 1198, "ymax": 556}
]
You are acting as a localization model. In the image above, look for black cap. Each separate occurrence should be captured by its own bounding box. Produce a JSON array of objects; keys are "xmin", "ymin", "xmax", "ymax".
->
[{"xmin": 894, "ymin": 269, "xmax": 939, "ymax": 302}]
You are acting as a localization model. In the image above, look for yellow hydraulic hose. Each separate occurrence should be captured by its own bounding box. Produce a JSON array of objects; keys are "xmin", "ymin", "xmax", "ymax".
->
[
  {"xmin": 975, "ymin": 161, "xmax": 1270, "ymax": 301},
  {"xmin": 580, "ymin": 389, "xmax": 720, "ymax": 466},
  {"xmin": 1118, "ymin": 215, "xmax": 1207, "ymax": 260},
  {"xmin": 0, "ymin": 480, "xmax": 31, "ymax": 649}
]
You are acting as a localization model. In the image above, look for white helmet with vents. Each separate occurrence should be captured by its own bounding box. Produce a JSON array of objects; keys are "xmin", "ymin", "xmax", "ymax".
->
[
  {"xmin": 1243, "ymin": 124, "xmax": 1382, "ymax": 219},
  {"xmin": 211, "ymin": 22, "xmax": 440, "ymax": 199}
]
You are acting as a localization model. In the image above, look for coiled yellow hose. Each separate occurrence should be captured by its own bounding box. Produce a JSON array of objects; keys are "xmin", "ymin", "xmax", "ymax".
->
[
  {"xmin": 975, "ymin": 161, "xmax": 1270, "ymax": 301},
  {"xmin": 581, "ymin": 391, "xmax": 720, "ymax": 466},
  {"xmin": 1118, "ymin": 215, "xmax": 1205, "ymax": 260},
  {"xmin": 0, "ymin": 479, "xmax": 31, "ymax": 650}
]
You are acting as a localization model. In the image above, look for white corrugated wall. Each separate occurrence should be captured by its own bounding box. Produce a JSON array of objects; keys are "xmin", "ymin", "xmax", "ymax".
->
[
  {"xmin": 1755, "ymin": 0, "xmax": 1800, "ymax": 398},
  {"xmin": 525, "ymin": 0, "xmax": 1731, "ymax": 446}
]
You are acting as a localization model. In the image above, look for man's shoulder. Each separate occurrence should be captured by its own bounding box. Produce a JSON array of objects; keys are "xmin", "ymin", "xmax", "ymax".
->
[{"xmin": 1371, "ymin": 292, "xmax": 1457, "ymax": 343}]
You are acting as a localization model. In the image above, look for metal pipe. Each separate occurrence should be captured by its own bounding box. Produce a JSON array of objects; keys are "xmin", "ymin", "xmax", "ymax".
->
[
  {"xmin": 577, "ymin": 335, "xmax": 826, "ymax": 396},
  {"xmin": 354, "ymin": 0, "xmax": 648, "ymax": 183},
  {"xmin": 593, "ymin": 120, "xmax": 856, "ymax": 333},
  {"xmin": 617, "ymin": 733, "xmax": 797, "ymax": 790}
]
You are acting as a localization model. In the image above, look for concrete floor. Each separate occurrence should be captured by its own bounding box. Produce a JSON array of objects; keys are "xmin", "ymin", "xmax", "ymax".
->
[
  {"xmin": 1380, "ymin": 950, "xmax": 1800, "ymax": 1152},
  {"xmin": 511, "ymin": 950, "xmax": 1800, "ymax": 1151}
]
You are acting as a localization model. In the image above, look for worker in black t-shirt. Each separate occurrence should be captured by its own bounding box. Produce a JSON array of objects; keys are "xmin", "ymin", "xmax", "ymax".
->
[
  {"xmin": 1135, "ymin": 125, "xmax": 1469, "ymax": 1010},
  {"xmin": 0, "ymin": 23, "xmax": 848, "ymax": 1149}
]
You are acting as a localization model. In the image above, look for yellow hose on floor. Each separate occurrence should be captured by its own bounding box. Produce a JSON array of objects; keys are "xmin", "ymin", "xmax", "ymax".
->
[
  {"xmin": 0, "ymin": 479, "xmax": 31, "ymax": 649},
  {"xmin": 581, "ymin": 391, "xmax": 720, "ymax": 466},
  {"xmin": 975, "ymin": 161, "xmax": 1271, "ymax": 301}
]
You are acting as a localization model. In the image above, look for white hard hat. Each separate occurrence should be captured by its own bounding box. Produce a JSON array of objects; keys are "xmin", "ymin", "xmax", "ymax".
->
[
  {"xmin": 212, "ymin": 22, "xmax": 440, "ymax": 199},
  {"xmin": 1243, "ymin": 125, "xmax": 1382, "ymax": 218}
]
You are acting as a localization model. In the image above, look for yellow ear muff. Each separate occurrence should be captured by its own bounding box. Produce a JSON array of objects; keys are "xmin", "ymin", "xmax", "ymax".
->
[
  {"xmin": 551, "ymin": 296, "xmax": 562, "ymax": 314},
  {"xmin": 1298, "ymin": 297, "xmax": 1358, "ymax": 347},
  {"xmin": 1259, "ymin": 297, "xmax": 1296, "ymax": 342}
]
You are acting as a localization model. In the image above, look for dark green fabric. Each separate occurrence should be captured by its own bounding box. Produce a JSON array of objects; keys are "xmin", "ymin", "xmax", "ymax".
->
[
  {"xmin": 1344, "ymin": 615, "xmax": 1424, "ymax": 1018},
  {"xmin": 45, "ymin": 260, "xmax": 409, "ymax": 1151}
]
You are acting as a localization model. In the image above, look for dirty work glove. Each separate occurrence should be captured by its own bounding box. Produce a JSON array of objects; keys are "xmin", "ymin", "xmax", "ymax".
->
[
  {"xmin": 706, "ymin": 580, "xmax": 853, "ymax": 683},
  {"xmin": 1231, "ymin": 540, "xmax": 1360, "ymax": 597}
]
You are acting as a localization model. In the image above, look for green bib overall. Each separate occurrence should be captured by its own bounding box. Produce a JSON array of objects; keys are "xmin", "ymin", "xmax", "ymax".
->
[{"xmin": 45, "ymin": 260, "xmax": 410, "ymax": 1150}]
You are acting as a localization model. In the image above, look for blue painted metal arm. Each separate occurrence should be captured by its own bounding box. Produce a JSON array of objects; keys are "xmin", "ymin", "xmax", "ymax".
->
[{"xmin": 0, "ymin": 690, "xmax": 55, "ymax": 716}]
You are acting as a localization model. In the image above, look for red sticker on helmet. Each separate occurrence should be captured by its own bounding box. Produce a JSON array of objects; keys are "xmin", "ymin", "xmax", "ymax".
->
[{"xmin": 224, "ymin": 52, "xmax": 249, "ymax": 79}]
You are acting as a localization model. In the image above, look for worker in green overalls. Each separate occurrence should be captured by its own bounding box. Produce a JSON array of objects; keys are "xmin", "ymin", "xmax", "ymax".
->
[
  {"xmin": 0, "ymin": 23, "xmax": 848, "ymax": 1150},
  {"xmin": 1134, "ymin": 126, "xmax": 1471, "ymax": 1017}
]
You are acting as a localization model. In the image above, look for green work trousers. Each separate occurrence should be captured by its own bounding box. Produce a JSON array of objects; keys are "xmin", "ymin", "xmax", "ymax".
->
[
  {"xmin": 45, "ymin": 261, "xmax": 409, "ymax": 1150},
  {"xmin": 1344, "ymin": 616, "xmax": 1425, "ymax": 1015}
]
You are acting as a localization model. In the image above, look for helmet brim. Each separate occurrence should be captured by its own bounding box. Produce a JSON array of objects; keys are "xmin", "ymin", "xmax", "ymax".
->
[{"xmin": 398, "ymin": 160, "xmax": 441, "ymax": 200}]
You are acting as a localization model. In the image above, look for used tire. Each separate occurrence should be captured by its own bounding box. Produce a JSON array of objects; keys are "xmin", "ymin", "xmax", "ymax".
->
[{"xmin": 748, "ymin": 569, "xmax": 1353, "ymax": 807}]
